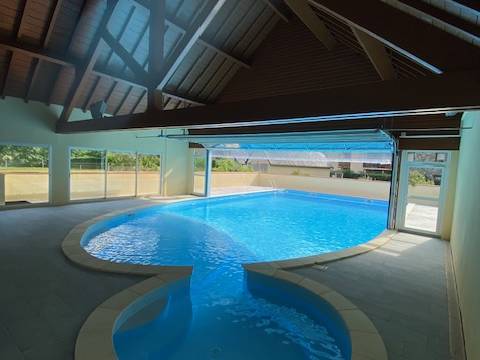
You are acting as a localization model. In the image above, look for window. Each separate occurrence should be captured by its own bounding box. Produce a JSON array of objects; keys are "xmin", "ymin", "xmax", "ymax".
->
[
  {"xmin": 0, "ymin": 144, "xmax": 50, "ymax": 204},
  {"xmin": 70, "ymin": 148, "xmax": 162, "ymax": 201},
  {"xmin": 70, "ymin": 149, "xmax": 106, "ymax": 200},
  {"xmin": 192, "ymin": 149, "xmax": 206, "ymax": 195},
  {"xmin": 106, "ymin": 152, "xmax": 136, "ymax": 198},
  {"xmin": 137, "ymin": 154, "xmax": 161, "ymax": 196}
]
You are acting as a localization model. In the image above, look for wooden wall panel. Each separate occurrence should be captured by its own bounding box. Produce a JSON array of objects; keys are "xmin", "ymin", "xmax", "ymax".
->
[{"xmin": 218, "ymin": 18, "xmax": 380, "ymax": 103}]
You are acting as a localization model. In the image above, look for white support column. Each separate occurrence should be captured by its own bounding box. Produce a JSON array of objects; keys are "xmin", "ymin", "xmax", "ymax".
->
[
  {"xmin": 205, "ymin": 149, "xmax": 212, "ymax": 197},
  {"xmin": 0, "ymin": 173, "xmax": 5, "ymax": 206}
]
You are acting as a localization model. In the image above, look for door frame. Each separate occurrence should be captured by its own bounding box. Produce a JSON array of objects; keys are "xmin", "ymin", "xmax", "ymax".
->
[{"xmin": 396, "ymin": 150, "xmax": 451, "ymax": 236}]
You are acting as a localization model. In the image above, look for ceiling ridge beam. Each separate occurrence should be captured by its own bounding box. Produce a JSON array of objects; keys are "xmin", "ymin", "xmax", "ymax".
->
[
  {"xmin": 155, "ymin": 0, "xmax": 228, "ymax": 91},
  {"xmin": 284, "ymin": 0, "xmax": 336, "ymax": 50},
  {"xmin": 56, "ymin": 71, "xmax": 480, "ymax": 133},
  {"xmin": 352, "ymin": 27, "xmax": 396, "ymax": 80},
  {"xmin": 58, "ymin": 0, "xmax": 119, "ymax": 123}
]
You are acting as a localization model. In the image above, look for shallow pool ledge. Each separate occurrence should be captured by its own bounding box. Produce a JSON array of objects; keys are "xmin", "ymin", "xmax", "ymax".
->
[
  {"xmin": 245, "ymin": 266, "xmax": 388, "ymax": 360},
  {"xmin": 75, "ymin": 272, "xmax": 191, "ymax": 360}
]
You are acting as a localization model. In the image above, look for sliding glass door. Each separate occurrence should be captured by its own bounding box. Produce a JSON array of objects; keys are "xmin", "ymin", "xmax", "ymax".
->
[
  {"xmin": 397, "ymin": 151, "xmax": 450, "ymax": 235},
  {"xmin": 70, "ymin": 148, "xmax": 162, "ymax": 201}
]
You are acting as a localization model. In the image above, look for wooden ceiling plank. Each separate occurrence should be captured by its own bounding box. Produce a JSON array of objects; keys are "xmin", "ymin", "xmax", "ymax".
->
[
  {"xmin": 114, "ymin": 85, "xmax": 133, "ymax": 115},
  {"xmin": 398, "ymin": 0, "xmax": 480, "ymax": 37},
  {"xmin": 131, "ymin": 89, "xmax": 147, "ymax": 114},
  {"xmin": 25, "ymin": 0, "xmax": 64, "ymax": 102},
  {"xmin": 308, "ymin": 0, "xmax": 480, "ymax": 73},
  {"xmin": 2, "ymin": 0, "xmax": 29, "ymax": 98},
  {"xmin": 156, "ymin": 0, "xmax": 228, "ymax": 91},
  {"xmin": 261, "ymin": 0, "xmax": 290, "ymax": 22},
  {"xmin": 56, "ymin": 71, "xmax": 480, "ymax": 133},
  {"xmin": 352, "ymin": 27, "xmax": 396, "ymax": 80},
  {"xmin": 83, "ymin": 75, "xmax": 101, "ymax": 111},
  {"xmin": 103, "ymin": 5, "xmax": 136, "ymax": 68},
  {"xmin": 284, "ymin": 0, "xmax": 336, "ymax": 49},
  {"xmin": 58, "ymin": 0, "xmax": 119, "ymax": 123}
]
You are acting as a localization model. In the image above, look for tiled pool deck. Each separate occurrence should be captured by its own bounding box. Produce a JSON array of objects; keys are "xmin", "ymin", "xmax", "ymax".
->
[{"xmin": 0, "ymin": 199, "xmax": 459, "ymax": 359}]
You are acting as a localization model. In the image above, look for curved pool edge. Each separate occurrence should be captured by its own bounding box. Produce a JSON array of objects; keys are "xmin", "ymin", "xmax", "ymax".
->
[
  {"xmin": 245, "ymin": 267, "xmax": 388, "ymax": 360},
  {"xmin": 244, "ymin": 229, "xmax": 396, "ymax": 271}
]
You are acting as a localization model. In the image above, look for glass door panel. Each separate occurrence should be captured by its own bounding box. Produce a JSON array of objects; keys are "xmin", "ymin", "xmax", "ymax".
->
[
  {"xmin": 398, "ymin": 151, "xmax": 449, "ymax": 235},
  {"xmin": 404, "ymin": 167, "xmax": 443, "ymax": 233},
  {"xmin": 137, "ymin": 154, "xmax": 161, "ymax": 196},
  {"xmin": 70, "ymin": 149, "xmax": 106, "ymax": 200},
  {"xmin": 193, "ymin": 149, "xmax": 206, "ymax": 195},
  {"xmin": 106, "ymin": 152, "xmax": 136, "ymax": 198}
]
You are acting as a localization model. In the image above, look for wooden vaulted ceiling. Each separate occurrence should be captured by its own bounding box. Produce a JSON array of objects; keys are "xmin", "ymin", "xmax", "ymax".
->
[
  {"xmin": 0, "ymin": 0, "xmax": 285, "ymax": 116},
  {"xmin": 1, "ymin": 0, "xmax": 480, "ymax": 135}
]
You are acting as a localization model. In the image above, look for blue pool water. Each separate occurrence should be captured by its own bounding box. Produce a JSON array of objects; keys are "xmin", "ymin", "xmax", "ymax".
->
[{"xmin": 83, "ymin": 190, "xmax": 388, "ymax": 359}]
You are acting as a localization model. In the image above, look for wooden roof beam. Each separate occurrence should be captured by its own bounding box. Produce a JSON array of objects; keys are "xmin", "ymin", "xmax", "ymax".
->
[
  {"xmin": 284, "ymin": 0, "xmax": 336, "ymax": 50},
  {"xmin": 58, "ymin": 0, "xmax": 119, "ymax": 123},
  {"xmin": 308, "ymin": 0, "xmax": 480, "ymax": 72},
  {"xmin": 352, "ymin": 28, "xmax": 396, "ymax": 80},
  {"xmin": 56, "ymin": 71, "xmax": 480, "ymax": 133},
  {"xmin": 156, "ymin": 0, "xmax": 228, "ymax": 90},
  {"xmin": 188, "ymin": 113, "xmax": 462, "ymax": 136}
]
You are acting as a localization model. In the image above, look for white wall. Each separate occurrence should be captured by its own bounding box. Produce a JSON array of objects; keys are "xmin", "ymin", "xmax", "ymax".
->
[
  {"xmin": 450, "ymin": 111, "xmax": 480, "ymax": 360},
  {"xmin": 0, "ymin": 97, "xmax": 190, "ymax": 204}
]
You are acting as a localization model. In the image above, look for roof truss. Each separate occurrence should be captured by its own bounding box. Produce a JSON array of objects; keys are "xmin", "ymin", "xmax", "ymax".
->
[{"xmin": 56, "ymin": 71, "xmax": 480, "ymax": 133}]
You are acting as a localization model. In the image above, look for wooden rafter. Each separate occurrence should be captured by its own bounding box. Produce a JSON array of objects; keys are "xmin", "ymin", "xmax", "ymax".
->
[
  {"xmin": 103, "ymin": 31, "xmax": 149, "ymax": 81},
  {"xmin": 147, "ymin": 0, "xmax": 165, "ymax": 110},
  {"xmin": 352, "ymin": 28, "xmax": 396, "ymax": 80},
  {"xmin": 58, "ymin": 0, "xmax": 119, "ymax": 123},
  {"xmin": 307, "ymin": 0, "xmax": 480, "ymax": 73},
  {"xmin": 284, "ymin": 0, "xmax": 336, "ymax": 49},
  {"xmin": 132, "ymin": 0, "xmax": 251, "ymax": 69},
  {"xmin": 166, "ymin": 17, "xmax": 251, "ymax": 69},
  {"xmin": 0, "ymin": 30, "xmax": 205, "ymax": 107},
  {"xmin": 25, "ymin": 0, "xmax": 64, "ymax": 102},
  {"xmin": 155, "ymin": 0, "xmax": 228, "ymax": 90},
  {"xmin": 56, "ymin": 71, "xmax": 480, "ymax": 133}
]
